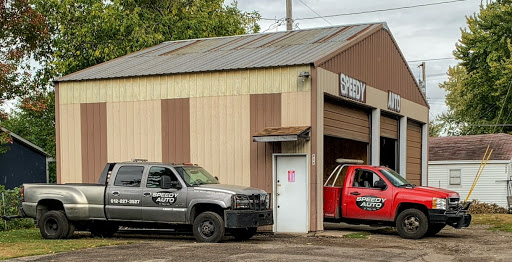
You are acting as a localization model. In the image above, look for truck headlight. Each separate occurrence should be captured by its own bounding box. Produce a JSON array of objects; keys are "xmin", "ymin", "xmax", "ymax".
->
[
  {"xmin": 265, "ymin": 193, "xmax": 270, "ymax": 209},
  {"xmin": 432, "ymin": 198, "xmax": 447, "ymax": 210},
  {"xmin": 233, "ymin": 194, "xmax": 250, "ymax": 209}
]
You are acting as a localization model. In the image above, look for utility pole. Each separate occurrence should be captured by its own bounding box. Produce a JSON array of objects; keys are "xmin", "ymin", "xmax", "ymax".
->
[
  {"xmin": 286, "ymin": 0, "xmax": 293, "ymax": 30},
  {"xmin": 418, "ymin": 62, "xmax": 426, "ymax": 95}
]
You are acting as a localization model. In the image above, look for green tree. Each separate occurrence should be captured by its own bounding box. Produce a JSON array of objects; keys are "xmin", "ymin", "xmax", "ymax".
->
[
  {"xmin": 34, "ymin": 0, "xmax": 260, "ymax": 76},
  {"xmin": 440, "ymin": 0, "xmax": 512, "ymax": 135},
  {"xmin": 0, "ymin": 0, "xmax": 50, "ymax": 149}
]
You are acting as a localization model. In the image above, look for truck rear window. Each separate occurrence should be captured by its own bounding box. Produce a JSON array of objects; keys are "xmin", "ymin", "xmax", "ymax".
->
[{"xmin": 114, "ymin": 166, "xmax": 144, "ymax": 187}]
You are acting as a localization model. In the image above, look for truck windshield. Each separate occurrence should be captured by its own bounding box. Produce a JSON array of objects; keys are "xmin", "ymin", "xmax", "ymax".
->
[
  {"xmin": 380, "ymin": 168, "xmax": 415, "ymax": 187},
  {"xmin": 175, "ymin": 166, "xmax": 219, "ymax": 186}
]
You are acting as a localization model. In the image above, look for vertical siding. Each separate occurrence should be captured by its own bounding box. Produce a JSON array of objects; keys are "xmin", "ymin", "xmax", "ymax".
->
[
  {"xmin": 318, "ymin": 30, "xmax": 427, "ymax": 107},
  {"xmin": 106, "ymin": 100, "xmax": 162, "ymax": 162},
  {"xmin": 55, "ymin": 83, "xmax": 62, "ymax": 183},
  {"xmin": 428, "ymin": 162, "xmax": 510, "ymax": 207},
  {"xmin": 189, "ymin": 95, "xmax": 251, "ymax": 186},
  {"xmin": 161, "ymin": 98, "xmax": 191, "ymax": 163},
  {"xmin": 59, "ymin": 104, "xmax": 82, "ymax": 183},
  {"xmin": 250, "ymin": 94, "xmax": 281, "ymax": 193},
  {"xmin": 80, "ymin": 103, "xmax": 107, "ymax": 183},
  {"xmin": 407, "ymin": 120, "xmax": 422, "ymax": 185},
  {"xmin": 58, "ymin": 66, "xmax": 311, "ymax": 104},
  {"xmin": 281, "ymin": 91, "xmax": 312, "ymax": 126}
]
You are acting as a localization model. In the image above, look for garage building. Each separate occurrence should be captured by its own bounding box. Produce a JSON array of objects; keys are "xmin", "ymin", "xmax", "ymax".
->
[{"xmin": 55, "ymin": 23, "xmax": 429, "ymax": 233}]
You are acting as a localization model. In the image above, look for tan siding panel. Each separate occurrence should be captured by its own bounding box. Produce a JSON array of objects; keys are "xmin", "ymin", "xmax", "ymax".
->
[
  {"xmin": 323, "ymin": 101, "xmax": 370, "ymax": 143},
  {"xmin": 381, "ymin": 115, "xmax": 398, "ymax": 139},
  {"xmin": 189, "ymin": 95, "xmax": 251, "ymax": 186},
  {"xmin": 318, "ymin": 30, "xmax": 427, "ymax": 107},
  {"xmin": 407, "ymin": 120, "xmax": 422, "ymax": 185},
  {"xmin": 250, "ymin": 94, "xmax": 281, "ymax": 193},
  {"xmin": 59, "ymin": 66, "xmax": 310, "ymax": 105},
  {"xmin": 106, "ymin": 100, "xmax": 162, "ymax": 163},
  {"xmin": 59, "ymin": 104, "xmax": 82, "ymax": 183},
  {"xmin": 281, "ymin": 91, "xmax": 312, "ymax": 126}
]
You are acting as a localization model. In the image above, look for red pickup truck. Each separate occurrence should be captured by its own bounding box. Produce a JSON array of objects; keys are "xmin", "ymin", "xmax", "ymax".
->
[{"xmin": 323, "ymin": 159, "xmax": 471, "ymax": 239}]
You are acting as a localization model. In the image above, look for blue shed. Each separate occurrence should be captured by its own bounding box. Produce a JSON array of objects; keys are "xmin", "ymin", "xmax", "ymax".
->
[{"xmin": 0, "ymin": 127, "xmax": 49, "ymax": 189}]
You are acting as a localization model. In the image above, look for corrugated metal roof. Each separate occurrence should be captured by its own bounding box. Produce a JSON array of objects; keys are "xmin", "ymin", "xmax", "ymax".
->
[
  {"xmin": 57, "ymin": 23, "xmax": 384, "ymax": 82},
  {"xmin": 429, "ymin": 134, "xmax": 512, "ymax": 161}
]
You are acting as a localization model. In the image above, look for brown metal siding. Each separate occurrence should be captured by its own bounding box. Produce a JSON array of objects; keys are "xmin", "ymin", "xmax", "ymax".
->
[
  {"xmin": 80, "ymin": 103, "xmax": 107, "ymax": 183},
  {"xmin": 324, "ymin": 101, "xmax": 370, "ymax": 143},
  {"xmin": 317, "ymin": 29, "xmax": 428, "ymax": 107},
  {"xmin": 161, "ymin": 98, "xmax": 191, "ymax": 163},
  {"xmin": 250, "ymin": 94, "xmax": 281, "ymax": 193},
  {"xmin": 381, "ymin": 115, "xmax": 398, "ymax": 139},
  {"xmin": 55, "ymin": 83, "xmax": 61, "ymax": 183},
  {"xmin": 407, "ymin": 120, "xmax": 422, "ymax": 185}
]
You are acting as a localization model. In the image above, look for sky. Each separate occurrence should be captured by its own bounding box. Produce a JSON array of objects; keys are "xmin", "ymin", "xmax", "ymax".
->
[{"xmin": 236, "ymin": 0, "xmax": 482, "ymax": 119}]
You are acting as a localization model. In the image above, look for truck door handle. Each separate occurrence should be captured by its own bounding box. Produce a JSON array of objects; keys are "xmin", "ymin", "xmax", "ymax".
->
[
  {"xmin": 143, "ymin": 192, "xmax": 151, "ymax": 197},
  {"xmin": 112, "ymin": 191, "xmax": 120, "ymax": 196},
  {"xmin": 350, "ymin": 192, "xmax": 360, "ymax": 196}
]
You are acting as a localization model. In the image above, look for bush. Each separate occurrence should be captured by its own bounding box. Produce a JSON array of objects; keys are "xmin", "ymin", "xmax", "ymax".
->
[
  {"xmin": 467, "ymin": 200, "xmax": 509, "ymax": 214},
  {"xmin": 0, "ymin": 185, "xmax": 34, "ymax": 231}
]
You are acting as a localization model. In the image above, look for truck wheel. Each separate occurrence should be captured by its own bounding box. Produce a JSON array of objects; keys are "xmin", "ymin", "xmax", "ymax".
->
[
  {"xmin": 426, "ymin": 223, "xmax": 445, "ymax": 236},
  {"xmin": 90, "ymin": 222, "xmax": 119, "ymax": 238},
  {"xmin": 193, "ymin": 211, "xmax": 225, "ymax": 243},
  {"xmin": 396, "ymin": 208, "xmax": 428, "ymax": 239},
  {"xmin": 39, "ymin": 210, "xmax": 70, "ymax": 239},
  {"xmin": 66, "ymin": 223, "xmax": 76, "ymax": 239},
  {"xmin": 231, "ymin": 227, "xmax": 257, "ymax": 241}
]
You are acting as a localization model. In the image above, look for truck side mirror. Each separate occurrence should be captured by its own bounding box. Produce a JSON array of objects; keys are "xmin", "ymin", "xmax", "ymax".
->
[
  {"xmin": 161, "ymin": 175, "xmax": 182, "ymax": 190},
  {"xmin": 374, "ymin": 180, "xmax": 387, "ymax": 190}
]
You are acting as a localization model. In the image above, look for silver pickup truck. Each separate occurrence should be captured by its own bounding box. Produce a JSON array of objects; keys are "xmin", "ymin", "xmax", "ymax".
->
[{"xmin": 20, "ymin": 162, "xmax": 273, "ymax": 242}]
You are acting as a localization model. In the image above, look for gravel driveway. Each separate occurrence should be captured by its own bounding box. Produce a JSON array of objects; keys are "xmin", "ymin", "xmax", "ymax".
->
[{"xmin": 8, "ymin": 224, "xmax": 512, "ymax": 262}]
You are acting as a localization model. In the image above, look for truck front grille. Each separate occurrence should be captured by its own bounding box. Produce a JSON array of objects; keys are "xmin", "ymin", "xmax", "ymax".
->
[
  {"xmin": 248, "ymin": 194, "xmax": 270, "ymax": 210},
  {"xmin": 448, "ymin": 197, "xmax": 460, "ymax": 210}
]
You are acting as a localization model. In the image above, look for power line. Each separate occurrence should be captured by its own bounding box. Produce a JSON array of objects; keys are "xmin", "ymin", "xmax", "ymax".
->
[
  {"xmin": 407, "ymin": 57, "xmax": 455, "ymax": 63},
  {"xmin": 281, "ymin": 0, "xmax": 472, "ymax": 21},
  {"xmin": 298, "ymin": 0, "xmax": 332, "ymax": 26}
]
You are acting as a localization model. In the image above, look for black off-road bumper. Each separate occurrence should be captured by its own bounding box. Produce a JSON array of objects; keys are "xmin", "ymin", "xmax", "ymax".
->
[
  {"xmin": 224, "ymin": 209, "xmax": 273, "ymax": 228},
  {"xmin": 428, "ymin": 209, "xmax": 472, "ymax": 229}
]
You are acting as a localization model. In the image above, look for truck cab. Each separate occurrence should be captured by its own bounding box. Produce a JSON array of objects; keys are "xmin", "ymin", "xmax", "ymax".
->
[{"xmin": 323, "ymin": 159, "xmax": 471, "ymax": 239}]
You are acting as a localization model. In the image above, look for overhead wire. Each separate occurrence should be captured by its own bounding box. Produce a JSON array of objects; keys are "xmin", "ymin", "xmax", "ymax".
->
[
  {"xmin": 283, "ymin": 0, "xmax": 473, "ymax": 21},
  {"xmin": 298, "ymin": 0, "xmax": 332, "ymax": 26}
]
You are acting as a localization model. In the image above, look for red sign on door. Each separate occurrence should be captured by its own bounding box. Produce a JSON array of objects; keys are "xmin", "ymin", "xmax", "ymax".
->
[{"xmin": 288, "ymin": 170, "xmax": 295, "ymax": 182}]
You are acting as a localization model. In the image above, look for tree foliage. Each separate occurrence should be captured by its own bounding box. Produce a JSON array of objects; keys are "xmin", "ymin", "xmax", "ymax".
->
[
  {"xmin": 440, "ymin": 0, "xmax": 512, "ymax": 135},
  {"xmin": 1, "ymin": 0, "xmax": 259, "ymax": 155},
  {"xmin": 0, "ymin": 0, "xmax": 49, "ymax": 147},
  {"xmin": 34, "ymin": 0, "xmax": 260, "ymax": 77}
]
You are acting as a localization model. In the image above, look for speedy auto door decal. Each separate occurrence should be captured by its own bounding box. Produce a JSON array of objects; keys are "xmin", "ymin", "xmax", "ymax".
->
[
  {"xmin": 151, "ymin": 191, "xmax": 179, "ymax": 206},
  {"xmin": 355, "ymin": 195, "xmax": 386, "ymax": 211}
]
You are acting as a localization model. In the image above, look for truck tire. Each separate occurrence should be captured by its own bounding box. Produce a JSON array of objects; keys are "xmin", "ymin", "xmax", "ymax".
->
[
  {"xmin": 39, "ymin": 210, "xmax": 70, "ymax": 239},
  {"xmin": 396, "ymin": 208, "xmax": 428, "ymax": 239},
  {"xmin": 66, "ymin": 222, "xmax": 76, "ymax": 239},
  {"xmin": 90, "ymin": 222, "xmax": 119, "ymax": 238},
  {"xmin": 193, "ymin": 211, "xmax": 225, "ymax": 243},
  {"xmin": 230, "ymin": 227, "xmax": 257, "ymax": 241},
  {"xmin": 426, "ymin": 223, "xmax": 445, "ymax": 236}
]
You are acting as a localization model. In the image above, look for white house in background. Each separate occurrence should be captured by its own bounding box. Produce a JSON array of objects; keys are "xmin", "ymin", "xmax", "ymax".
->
[{"xmin": 428, "ymin": 133, "xmax": 512, "ymax": 208}]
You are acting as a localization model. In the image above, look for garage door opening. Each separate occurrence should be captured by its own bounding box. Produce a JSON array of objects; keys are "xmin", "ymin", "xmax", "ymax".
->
[
  {"xmin": 380, "ymin": 137, "xmax": 397, "ymax": 171},
  {"xmin": 323, "ymin": 135, "xmax": 368, "ymax": 186}
]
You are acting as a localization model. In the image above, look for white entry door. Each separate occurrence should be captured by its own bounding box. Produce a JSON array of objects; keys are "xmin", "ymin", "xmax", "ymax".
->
[{"xmin": 274, "ymin": 154, "xmax": 308, "ymax": 233}]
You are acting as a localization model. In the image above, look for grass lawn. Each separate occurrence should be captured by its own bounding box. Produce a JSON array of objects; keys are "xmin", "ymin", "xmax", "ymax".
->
[
  {"xmin": 472, "ymin": 213, "xmax": 512, "ymax": 232},
  {"xmin": 0, "ymin": 228, "xmax": 135, "ymax": 260}
]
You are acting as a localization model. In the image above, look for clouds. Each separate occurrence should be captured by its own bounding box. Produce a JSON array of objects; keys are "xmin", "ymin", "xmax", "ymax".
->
[{"xmin": 236, "ymin": 0, "xmax": 481, "ymax": 118}]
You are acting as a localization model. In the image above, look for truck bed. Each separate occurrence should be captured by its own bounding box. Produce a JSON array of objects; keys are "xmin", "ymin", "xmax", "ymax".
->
[{"xmin": 23, "ymin": 183, "xmax": 107, "ymax": 221}]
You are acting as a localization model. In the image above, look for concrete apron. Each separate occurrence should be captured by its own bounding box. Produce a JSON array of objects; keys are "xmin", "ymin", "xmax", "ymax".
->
[{"xmin": 314, "ymin": 223, "xmax": 387, "ymax": 238}]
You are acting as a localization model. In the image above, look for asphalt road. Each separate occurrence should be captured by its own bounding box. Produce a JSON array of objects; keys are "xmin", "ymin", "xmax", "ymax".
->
[{"xmin": 8, "ymin": 224, "xmax": 512, "ymax": 262}]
